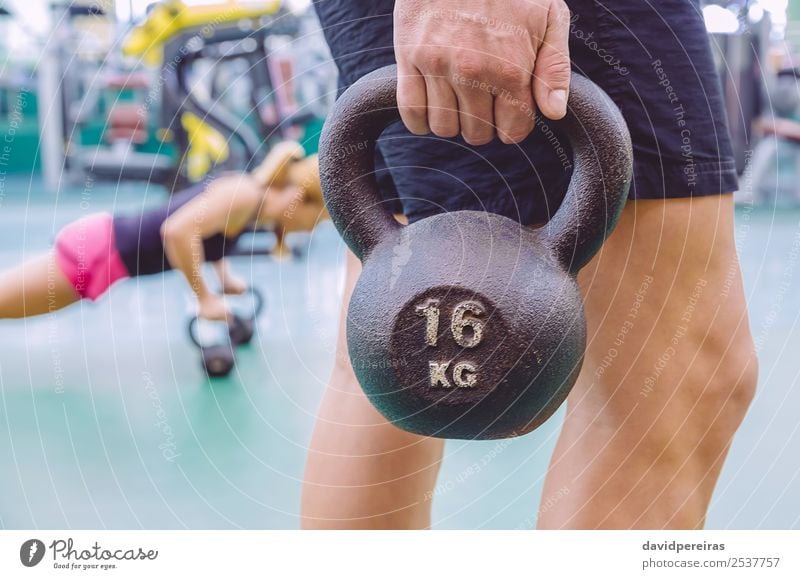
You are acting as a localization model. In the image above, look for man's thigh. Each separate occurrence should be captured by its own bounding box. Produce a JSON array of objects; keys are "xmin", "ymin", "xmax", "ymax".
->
[
  {"xmin": 538, "ymin": 194, "xmax": 756, "ymax": 529},
  {"xmin": 579, "ymin": 194, "xmax": 751, "ymax": 386}
]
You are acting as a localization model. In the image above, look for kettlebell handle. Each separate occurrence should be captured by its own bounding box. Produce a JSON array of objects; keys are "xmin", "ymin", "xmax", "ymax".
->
[
  {"xmin": 245, "ymin": 287, "xmax": 266, "ymax": 317},
  {"xmin": 319, "ymin": 65, "xmax": 633, "ymax": 272},
  {"xmin": 187, "ymin": 316, "xmax": 203, "ymax": 348}
]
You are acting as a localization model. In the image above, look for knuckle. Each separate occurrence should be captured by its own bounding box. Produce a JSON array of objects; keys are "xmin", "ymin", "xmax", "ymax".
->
[
  {"xmin": 499, "ymin": 118, "xmax": 535, "ymax": 144},
  {"xmin": 500, "ymin": 128, "xmax": 532, "ymax": 144},
  {"xmin": 421, "ymin": 51, "xmax": 449, "ymax": 74},
  {"xmin": 407, "ymin": 124, "xmax": 431, "ymax": 136},
  {"xmin": 397, "ymin": 93, "xmax": 424, "ymax": 115},
  {"xmin": 462, "ymin": 129, "xmax": 494, "ymax": 146},
  {"xmin": 429, "ymin": 121, "xmax": 459, "ymax": 138},
  {"xmin": 552, "ymin": 1, "xmax": 571, "ymax": 24},
  {"xmin": 492, "ymin": 62, "xmax": 528, "ymax": 90},
  {"xmin": 399, "ymin": 114, "xmax": 428, "ymax": 135},
  {"xmin": 453, "ymin": 58, "xmax": 484, "ymax": 83}
]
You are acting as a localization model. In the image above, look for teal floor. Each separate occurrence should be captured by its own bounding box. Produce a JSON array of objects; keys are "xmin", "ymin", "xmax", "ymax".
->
[{"xmin": 0, "ymin": 178, "xmax": 798, "ymax": 529}]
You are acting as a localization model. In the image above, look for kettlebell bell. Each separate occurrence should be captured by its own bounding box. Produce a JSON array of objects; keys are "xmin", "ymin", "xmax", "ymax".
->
[
  {"xmin": 227, "ymin": 287, "xmax": 266, "ymax": 346},
  {"xmin": 187, "ymin": 316, "xmax": 236, "ymax": 378},
  {"xmin": 319, "ymin": 65, "xmax": 633, "ymax": 440},
  {"xmin": 187, "ymin": 287, "xmax": 266, "ymax": 377}
]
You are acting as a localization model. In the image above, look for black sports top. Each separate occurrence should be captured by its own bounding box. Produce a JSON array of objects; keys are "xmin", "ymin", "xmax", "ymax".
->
[{"xmin": 113, "ymin": 181, "xmax": 243, "ymax": 277}]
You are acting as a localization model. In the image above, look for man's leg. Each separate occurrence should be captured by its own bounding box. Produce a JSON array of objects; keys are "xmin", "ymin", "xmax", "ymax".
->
[
  {"xmin": 301, "ymin": 251, "xmax": 444, "ymax": 529},
  {"xmin": 538, "ymin": 194, "xmax": 757, "ymax": 529}
]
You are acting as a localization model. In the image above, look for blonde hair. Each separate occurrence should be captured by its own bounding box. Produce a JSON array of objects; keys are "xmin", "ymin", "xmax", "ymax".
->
[
  {"xmin": 250, "ymin": 141, "xmax": 305, "ymax": 189},
  {"xmin": 250, "ymin": 142, "xmax": 322, "ymax": 205},
  {"xmin": 287, "ymin": 154, "xmax": 321, "ymax": 204}
]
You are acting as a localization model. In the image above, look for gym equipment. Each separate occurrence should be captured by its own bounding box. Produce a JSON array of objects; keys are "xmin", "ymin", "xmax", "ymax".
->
[
  {"xmin": 320, "ymin": 65, "xmax": 633, "ymax": 439},
  {"xmin": 187, "ymin": 287, "xmax": 265, "ymax": 378},
  {"xmin": 747, "ymin": 68, "xmax": 800, "ymax": 204},
  {"xmin": 706, "ymin": 0, "xmax": 771, "ymax": 174},
  {"xmin": 37, "ymin": 2, "xmax": 182, "ymax": 189},
  {"xmin": 123, "ymin": 0, "xmax": 314, "ymax": 186},
  {"xmin": 770, "ymin": 68, "xmax": 800, "ymax": 118},
  {"xmin": 122, "ymin": 0, "xmax": 282, "ymax": 67},
  {"xmin": 188, "ymin": 319, "xmax": 236, "ymax": 378},
  {"xmin": 79, "ymin": 72, "xmax": 179, "ymax": 185},
  {"xmin": 227, "ymin": 287, "xmax": 266, "ymax": 346}
]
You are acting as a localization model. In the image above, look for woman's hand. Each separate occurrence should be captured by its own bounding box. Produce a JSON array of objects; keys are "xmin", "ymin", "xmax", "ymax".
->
[
  {"xmin": 198, "ymin": 292, "xmax": 230, "ymax": 322},
  {"xmin": 394, "ymin": 0, "xmax": 571, "ymax": 145},
  {"xmin": 221, "ymin": 274, "xmax": 248, "ymax": 295}
]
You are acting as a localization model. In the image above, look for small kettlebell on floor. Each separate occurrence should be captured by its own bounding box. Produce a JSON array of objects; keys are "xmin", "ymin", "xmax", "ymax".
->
[
  {"xmin": 187, "ymin": 316, "xmax": 236, "ymax": 378},
  {"xmin": 187, "ymin": 287, "xmax": 266, "ymax": 378},
  {"xmin": 319, "ymin": 65, "xmax": 633, "ymax": 439},
  {"xmin": 226, "ymin": 287, "xmax": 266, "ymax": 346}
]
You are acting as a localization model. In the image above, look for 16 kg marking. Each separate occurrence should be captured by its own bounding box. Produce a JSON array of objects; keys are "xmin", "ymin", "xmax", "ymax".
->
[{"xmin": 416, "ymin": 299, "xmax": 486, "ymax": 388}]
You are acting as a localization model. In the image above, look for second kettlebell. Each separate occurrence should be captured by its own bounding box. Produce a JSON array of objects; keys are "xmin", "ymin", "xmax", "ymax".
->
[
  {"xmin": 187, "ymin": 316, "xmax": 236, "ymax": 377},
  {"xmin": 187, "ymin": 287, "xmax": 266, "ymax": 378},
  {"xmin": 227, "ymin": 287, "xmax": 266, "ymax": 346}
]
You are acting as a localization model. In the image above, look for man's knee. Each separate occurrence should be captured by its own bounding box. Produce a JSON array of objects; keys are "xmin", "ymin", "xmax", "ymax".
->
[
  {"xmin": 646, "ymin": 329, "xmax": 757, "ymax": 442},
  {"xmin": 586, "ymin": 326, "xmax": 757, "ymax": 435},
  {"xmin": 698, "ymin": 332, "xmax": 758, "ymax": 427}
]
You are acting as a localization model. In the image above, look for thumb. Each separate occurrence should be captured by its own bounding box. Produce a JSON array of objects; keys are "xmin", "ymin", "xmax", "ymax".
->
[{"xmin": 533, "ymin": 2, "xmax": 571, "ymax": 120}]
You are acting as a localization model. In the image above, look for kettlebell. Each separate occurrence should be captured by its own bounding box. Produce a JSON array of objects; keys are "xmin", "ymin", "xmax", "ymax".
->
[
  {"xmin": 186, "ymin": 287, "xmax": 266, "ymax": 377},
  {"xmin": 227, "ymin": 287, "xmax": 266, "ymax": 346},
  {"xmin": 187, "ymin": 317, "xmax": 236, "ymax": 378},
  {"xmin": 319, "ymin": 65, "xmax": 633, "ymax": 439}
]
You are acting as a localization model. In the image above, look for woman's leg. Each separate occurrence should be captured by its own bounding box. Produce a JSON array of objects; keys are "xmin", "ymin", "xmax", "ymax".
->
[
  {"xmin": 538, "ymin": 194, "xmax": 757, "ymax": 529},
  {"xmin": 301, "ymin": 251, "xmax": 444, "ymax": 529},
  {"xmin": 0, "ymin": 252, "xmax": 80, "ymax": 318},
  {"xmin": 271, "ymin": 226, "xmax": 292, "ymax": 259}
]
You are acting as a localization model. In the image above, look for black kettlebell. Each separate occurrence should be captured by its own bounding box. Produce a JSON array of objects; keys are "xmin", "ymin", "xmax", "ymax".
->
[
  {"xmin": 227, "ymin": 287, "xmax": 266, "ymax": 346},
  {"xmin": 187, "ymin": 287, "xmax": 266, "ymax": 377},
  {"xmin": 187, "ymin": 316, "xmax": 236, "ymax": 378},
  {"xmin": 319, "ymin": 65, "xmax": 633, "ymax": 439}
]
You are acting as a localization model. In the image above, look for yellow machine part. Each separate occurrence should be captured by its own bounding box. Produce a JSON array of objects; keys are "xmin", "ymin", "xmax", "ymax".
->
[
  {"xmin": 181, "ymin": 112, "xmax": 230, "ymax": 181},
  {"xmin": 122, "ymin": 0, "xmax": 281, "ymax": 66}
]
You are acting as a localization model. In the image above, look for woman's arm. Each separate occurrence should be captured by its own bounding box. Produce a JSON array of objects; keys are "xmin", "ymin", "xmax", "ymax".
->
[
  {"xmin": 756, "ymin": 117, "xmax": 800, "ymax": 142},
  {"xmin": 160, "ymin": 175, "xmax": 261, "ymax": 319},
  {"xmin": 212, "ymin": 259, "xmax": 248, "ymax": 295}
]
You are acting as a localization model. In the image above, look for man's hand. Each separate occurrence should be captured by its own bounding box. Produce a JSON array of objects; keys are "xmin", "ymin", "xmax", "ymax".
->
[
  {"xmin": 394, "ymin": 0, "xmax": 570, "ymax": 145},
  {"xmin": 198, "ymin": 292, "xmax": 230, "ymax": 322}
]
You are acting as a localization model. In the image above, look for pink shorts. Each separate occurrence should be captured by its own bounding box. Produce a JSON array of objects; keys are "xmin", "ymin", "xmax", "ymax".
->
[{"xmin": 54, "ymin": 212, "xmax": 130, "ymax": 301}]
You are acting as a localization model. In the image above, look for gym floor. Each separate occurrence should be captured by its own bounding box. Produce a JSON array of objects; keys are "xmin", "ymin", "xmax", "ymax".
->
[{"xmin": 0, "ymin": 177, "xmax": 798, "ymax": 529}]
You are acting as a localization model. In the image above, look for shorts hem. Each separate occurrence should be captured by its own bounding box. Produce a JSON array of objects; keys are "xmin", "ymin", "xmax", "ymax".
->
[
  {"xmin": 54, "ymin": 213, "xmax": 129, "ymax": 302},
  {"xmin": 629, "ymin": 158, "xmax": 739, "ymax": 199}
]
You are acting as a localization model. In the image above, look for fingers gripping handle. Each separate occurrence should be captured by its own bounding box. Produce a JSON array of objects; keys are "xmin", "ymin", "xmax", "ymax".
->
[
  {"xmin": 320, "ymin": 66, "xmax": 633, "ymax": 270},
  {"xmin": 319, "ymin": 65, "xmax": 403, "ymax": 260}
]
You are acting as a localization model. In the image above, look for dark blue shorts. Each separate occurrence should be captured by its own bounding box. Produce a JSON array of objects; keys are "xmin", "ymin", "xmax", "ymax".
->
[{"xmin": 314, "ymin": 0, "xmax": 739, "ymax": 225}]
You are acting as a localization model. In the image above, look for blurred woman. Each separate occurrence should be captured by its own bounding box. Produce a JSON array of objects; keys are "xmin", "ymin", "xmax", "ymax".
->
[{"xmin": 0, "ymin": 142, "xmax": 326, "ymax": 321}]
